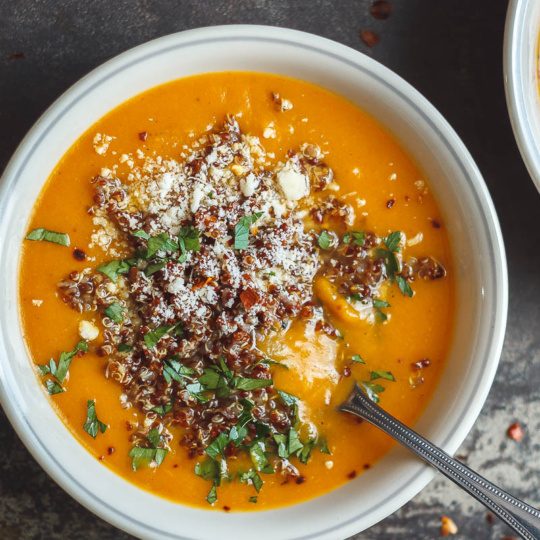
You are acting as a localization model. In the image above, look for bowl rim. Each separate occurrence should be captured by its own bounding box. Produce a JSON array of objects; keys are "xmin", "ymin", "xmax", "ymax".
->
[
  {"xmin": 0, "ymin": 24, "xmax": 508, "ymax": 540},
  {"xmin": 504, "ymin": 0, "xmax": 540, "ymax": 193}
]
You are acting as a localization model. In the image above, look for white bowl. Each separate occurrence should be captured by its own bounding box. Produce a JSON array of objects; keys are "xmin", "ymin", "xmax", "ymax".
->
[
  {"xmin": 504, "ymin": 0, "xmax": 540, "ymax": 192},
  {"xmin": 0, "ymin": 25, "xmax": 507, "ymax": 540}
]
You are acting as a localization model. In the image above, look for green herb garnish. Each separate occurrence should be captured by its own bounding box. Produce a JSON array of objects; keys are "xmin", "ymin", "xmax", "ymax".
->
[
  {"xmin": 233, "ymin": 377, "xmax": 273, "ymax": 391},
  {"xmin": 97, "ymin": 260, "xmax": 130, "ymax": 282},
  {"xmin": 372, "ymin": 298, "xmax": 390, "ymax": 322},
  {"xmin": 178, "ymin": 226, "xmax": 201, "ymax": 254},
  {"xmin": 144, "ymin": 323, "xmax": 183, "ymax": 349},
  {"xmin": 277, "ymin": 390, "xmax": 298, "ymax": 407},
  {"xmin": 351, "ymin": 354, "xmax": 365, "ymax": 364},
  {"xmin": 239, "ymin": 469, "xmax": 263, "ymax": 492},
  {"xmin": 206, "ymin": 484, "xmax": 218, "ymax": 504},
  {"xmin": 83, "ymin": 399, "xmax": 107, "ymax": 438},
  {"xmin": 26, "ymin": 228, "xmax": 70, "ymax": 247},
  {"xmin": 396, "ymin": 275, "xmax": 413, "ymax": 297},
  {"xmin": 44, "ymin": 379, "xmax": 64, "ymax": 395},
  {"xmin": 129, "ymin": 428, "xmax": 168, "ymax": 470},
  {"xmin": 38, "ymin": 339, "xmax": 88, "ymax": 387},
  {"xmin": 146, "ymin": 233, "xmax": 178, "ymax": 259},
  {"xmin": 359, "ymin": 381, "xmax": 386, "ymax": 403},
  {"xmin": 384, "ymin": 231, "xmax": 402, "ymax": 252},
  {"xmin": 234, "ymin": 213, "xmax": 263, "ymax": 250},
  {"xmin": 104, "ymin": 302, "xmax": 124, "ymax": 323},
  {"xmin": 133, "ymin": 230, "xmax": 151, "ymax": 240},
  {"xmin": 342, "ymin": 231, "xmax": 365, "ymax": 247},
  {"xmin": 370, "ymin": 370, "xmax": 396, "ymax": 382},
  {"xmin": 317, "ymin": 230, "xmax": 332, "ymax": 250}
]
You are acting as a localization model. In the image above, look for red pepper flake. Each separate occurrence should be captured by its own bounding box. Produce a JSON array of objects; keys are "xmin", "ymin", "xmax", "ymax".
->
[
  {"xmin": 222, "ymin": 505, "xmax": 231, "ymax": 512},
  {"xmin": 8, "ymin": 52, "xmax": 25, "ymax": 60},
  {"xmin": 485, "ymin": 512, "xmax": 495, "ymax": 525},
  {"xmin": 386, "ymin": 198, "xmax": 396, "ymax": 209},
  {"xmin": 138, "ymin": 131, "xmax": 148, "ymax": 142},
  {"xmin": 370, "ymin": 0, "xmax": 392, "ymax": 20},
  {"xmin": 412, "ymin": 358, "xmax": 431, "ymax": 370},
  {"xmin": 239, "ymin": 287, "xmax": 260, "ymax": 309},
  {"xmin": 73, "ymin": 248, "xmax": 86, "ymax": 261},
  {"xmin": 363, "ymin": 463, "xmax": 371, "ymax": 470},
  {"xmin": 347, "ymin": 470, "xmax": 357, "ymax": 479},
  {"xmin": 507, "ymin": 422, "xmax": 525, "ymax": 442},
  {"xmin": 98, "ymin": 455, "xmax": 105, "ymax": 461},
  {"xmin": 431, "ymin": 218, "xmax": 442, "ymax": 229},
  {"xmin": 360, "ymin": 30, "xmax": 380, "ymax": 47},
  {"xmin": 107, "ymin": 446, "xmax": 115, "ymax": 455},
  {"xmin": 342, "ymin": 366, "xmax": 351, "ymax": 377},
  {"xmin": 295, "ymin": 475, "xmax": 306, "ymax": 485},
  {"xmin": 173, "ymin": 463, "xmax": 179, "ymax": 468}
]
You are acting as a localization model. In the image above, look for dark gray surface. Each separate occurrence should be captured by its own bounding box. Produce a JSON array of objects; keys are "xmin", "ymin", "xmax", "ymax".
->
[{"xmin": 1, "ymin": 1, "xmax": 538, "ymax": 539}]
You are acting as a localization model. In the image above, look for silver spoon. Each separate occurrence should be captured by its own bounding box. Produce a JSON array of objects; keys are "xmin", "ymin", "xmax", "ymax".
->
[{"xmin": 340, "ymin": 383, "xmax": 540, "ymax": 540}]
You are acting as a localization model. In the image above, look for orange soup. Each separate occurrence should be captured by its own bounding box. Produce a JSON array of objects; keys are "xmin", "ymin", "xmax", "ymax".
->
[{"xmin": 19, "ymin": 72, "xmax": 454, "ymax": 511}]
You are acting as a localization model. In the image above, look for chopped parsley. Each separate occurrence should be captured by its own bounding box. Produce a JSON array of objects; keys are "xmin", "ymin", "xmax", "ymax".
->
[
  {"xmin": 342, "ymin": 231, "xmax": 365, "ymax": 247},
  {"xmin": 132, "ymin": 230, "xmax": 150, "ymax": 240},
  {"xmin": 83, "ymin": 399, "xmax": 107, "ymax": 438},
  {"xmin": 44, "ymin": 379, "xmax": 64, "ymax": 395},
  {"xmin": 144, "ymin": 323, "xmax": 183, "ymax": 349},
  {"xmin": 233, "ymin": 377, "xmax": 272, "ymax": 391},
  {"xmin": 146, "ymin": 233, "xmax": 178, "ymax": 259},
  {"xmin": 317, "ymin": 230, "xmax": 332, "ymax": 250},
  {"xmin": 145, "ymin": 261, "xmax": 167, "ymax": 276},
  {"xmin": 396, "ymin": 274, "xmax": 413, "ymax": 297},
  {"xmin": 38, "ymin": 339, "xmax": 88, "ymax": 393},
  {"xmin": 97, "ymin": 260, "xmax": 130, "ymax": 282},
  {"xmin": 239, "ymin": 469, "xmax": 263, "ymax": 492},
  {"xmin": 373, "ymin": 298, "xmax": 390, "ymax": 322},
  {"xmin": 129, "ymin": 428, "xmax": 168, "ymax": 470},
  {"xmin": 104, "ymin": 302, "xmax": 124, "ymax": 323},
  {"xmin": 234, "ymin": 213, "xmax": 263, "ymax": 250},
  {"xmin": 370, "ymin": 370, "xmax": 396, "ymax": 382},
  {"xmin": 26, "ymin": 227, "xmax": 70, "ymax": 247},
  {"xmin": 277, "ymin": 390, "xmax": 298, "ymax": 407},
  {"xmin": 360, "ymin": 381, "xmax": 386, "ymax": 403},
  {"xmin": 351, "ymin": 354, "xmax": 365, "ymax": 364},
  {"xmin": 178, "ymin": 226, "xmax": 201, "ymax": 254},
  {"xmin": 206, "ymin": 484, "xmax": 218, "ymax": 504},
  {"xmin": 151, "ymin": 402, "xmax": 173, "ymax": 416}
]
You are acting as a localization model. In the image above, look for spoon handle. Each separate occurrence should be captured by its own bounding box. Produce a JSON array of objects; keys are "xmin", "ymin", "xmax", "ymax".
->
[{"xmin": 340, "ymin": 384, "xmax": 540, "ymax": 540}]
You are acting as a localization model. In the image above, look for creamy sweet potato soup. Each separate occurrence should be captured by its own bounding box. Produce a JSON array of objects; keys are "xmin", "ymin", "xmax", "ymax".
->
[{"xmin": 19, "ymin": 72, "xmax": 454, "ymax": 511}]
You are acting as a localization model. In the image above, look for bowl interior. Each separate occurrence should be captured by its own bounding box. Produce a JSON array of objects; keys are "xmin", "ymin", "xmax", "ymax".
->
[
  {"xmin": 505, "ymin": 0, "xmax": 540, "ymax": 192},
  {"xmin": 0, "ymin": 26, "xmax": 506, "ymax": 540}
]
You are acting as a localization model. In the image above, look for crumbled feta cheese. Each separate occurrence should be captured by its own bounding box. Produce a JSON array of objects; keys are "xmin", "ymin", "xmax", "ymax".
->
[
  {"xmin": 276, "ymin": 165, "xmax": 310, "ymax": 201},
  {"xmin": 263, "ymin": 122, "xmax": 277, "ymax": 139},
  {"xmin": 92, "ymin": 133, "xmax": 114, "ymax": 155},
  {"xmin": 79, "ymin": 320, "xmax": 99, "ymax": 341},
  {"xmin": 325, "ymin": 460, "xmax": 334, "ymax": 470},
  {"xmin": 240, "ymin": 173, "xmax": 259, "ymax": 197}
]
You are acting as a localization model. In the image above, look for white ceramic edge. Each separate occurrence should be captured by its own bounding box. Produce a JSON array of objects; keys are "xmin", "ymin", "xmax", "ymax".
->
[
  {"xmin": 0, "ymin": 25, "xmax": 508, "ymax": 540},
  {"xmin": 504, "ymin": 0, "xmax": 540, "ymax": 193}
]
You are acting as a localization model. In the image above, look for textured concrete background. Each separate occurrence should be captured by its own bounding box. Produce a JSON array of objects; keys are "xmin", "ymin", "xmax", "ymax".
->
[{"xmin": 0, "ymin": 1, "xmax": 539, "ymax": 539}]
